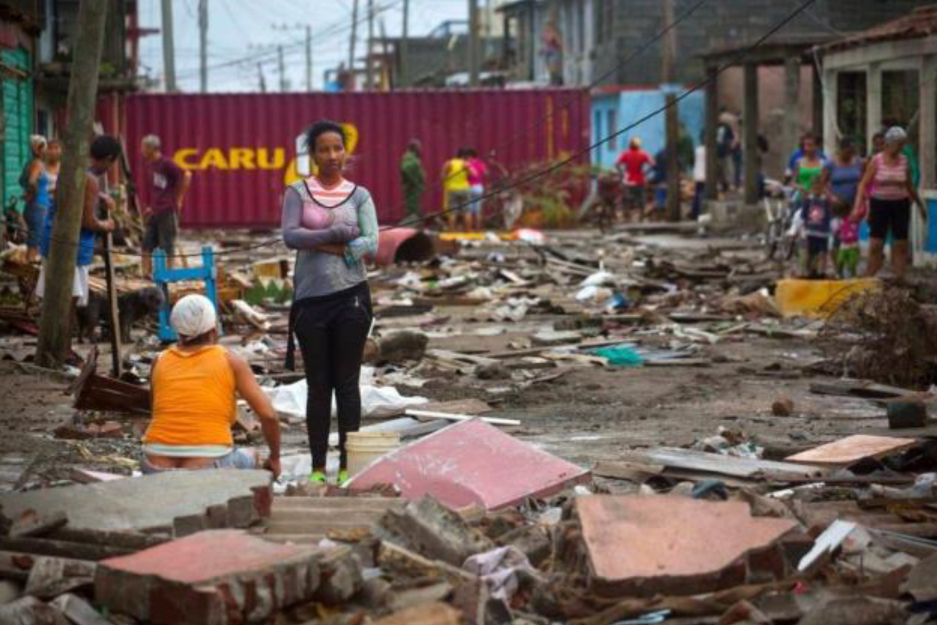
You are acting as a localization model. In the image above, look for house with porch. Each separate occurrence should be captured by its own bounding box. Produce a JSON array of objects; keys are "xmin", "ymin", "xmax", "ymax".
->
[{"xmin": 818, "ymin": 4, "xmax": 937, "ymax": 264}]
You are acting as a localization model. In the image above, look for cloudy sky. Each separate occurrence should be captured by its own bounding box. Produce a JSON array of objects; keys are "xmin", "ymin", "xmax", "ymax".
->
[{"xmin": 137, "ymin": 0, "xmax": 468, "ymax": 92}]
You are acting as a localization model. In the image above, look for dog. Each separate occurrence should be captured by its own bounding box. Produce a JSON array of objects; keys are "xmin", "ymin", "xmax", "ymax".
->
[{"xmin": 76, "ymin": 286, "xmax": 165, "ymax": 344}]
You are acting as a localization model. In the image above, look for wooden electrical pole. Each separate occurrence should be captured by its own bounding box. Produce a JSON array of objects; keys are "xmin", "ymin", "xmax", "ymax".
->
[
  {"xmin": 468, "ymin": 0, "xmax": 480, "ymax": 87},
  {"xmin": 160, "ymin": 0, "xmax": 176, "ymax": 91},
  {"xmin": 366, "ymin": 0, "xmax": 374, "ymax": 89},
  {"xmin": 36, "ymin": 0, "xmax": 108, "ymax": 369},
  {"xmin": 199, "ymin": 0, "xmax": 208, "ymax": 92},
  {"xmin": 349, "ymin": 0, "xmax": 359, "ymax": 78},
  {"xmin": 306, "ymin": 25, "xmax": 313, "ymax": 91},
  {"xmin": 663, "ymin": 0, "xmax": 681, "ymax": 222},
  {"xmin": 258, "ymin": 62, "xmax": 267, "ymax": 92},
  {"xmin": 278, "ymin": 45, "xmax": 286, "ymax": 91},
  {"xmin": 400, "ymin": 0, "xmax": 409, "ymax": 87}
]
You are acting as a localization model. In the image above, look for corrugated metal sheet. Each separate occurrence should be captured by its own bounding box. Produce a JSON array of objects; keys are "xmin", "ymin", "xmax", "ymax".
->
[{"xmin": 124, "ymin": 89, "xmax": 590, "ymax": 228}]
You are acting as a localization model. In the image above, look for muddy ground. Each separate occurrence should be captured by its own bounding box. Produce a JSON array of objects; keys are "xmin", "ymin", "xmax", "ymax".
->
[{"xmin": 0, "ymin": 324, "xmax": 884, "ymax": 488}]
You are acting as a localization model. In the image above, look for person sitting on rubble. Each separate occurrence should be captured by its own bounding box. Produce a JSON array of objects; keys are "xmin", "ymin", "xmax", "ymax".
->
[
  {"xmin": 142, "ymin": 294, "xmax": 281, "ymax": 478},
  {"xmin": 282, "ymin": 119, "xmax": 379, "ymax": 485}
]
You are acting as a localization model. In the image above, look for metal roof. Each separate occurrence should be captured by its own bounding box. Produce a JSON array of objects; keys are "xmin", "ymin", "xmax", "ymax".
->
[{"xmin": 821, "ymin": 4, "xmax": 937, "ymax": 53}]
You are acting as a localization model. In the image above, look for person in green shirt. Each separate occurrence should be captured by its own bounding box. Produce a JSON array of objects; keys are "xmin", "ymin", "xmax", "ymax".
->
[{"xmin": 400, "ymin": 139, "xmax": 426, "ymax": 226}]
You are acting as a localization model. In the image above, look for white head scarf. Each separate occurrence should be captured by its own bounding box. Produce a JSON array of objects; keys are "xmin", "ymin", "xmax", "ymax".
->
[
  {"xmin": 170, "ymin": 294, "xmax": 217, "ymax": 340},
  {"xmin": 885, "ymin": 126, "xmax": 907, "ymax": 145}
]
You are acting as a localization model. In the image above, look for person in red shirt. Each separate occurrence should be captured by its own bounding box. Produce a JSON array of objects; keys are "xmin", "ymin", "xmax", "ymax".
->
[{"xmin": 616, "ymin": 138, "xmax": 654, "ymax": 221}]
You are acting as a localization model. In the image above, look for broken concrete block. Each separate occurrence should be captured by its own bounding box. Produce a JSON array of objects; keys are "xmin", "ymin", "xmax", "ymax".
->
[
  {"xmin": 499, "ymin": 525, "xmax": 551, "ymax": 568},
  {"xmin": 25, "ymin": 556, "xmax": 96, "ymax": 599},
  {"xmin": 901, "ymin": 552, "xmax": 937, "ymax": 601},
  {"xmin": 575, "ymin": 496, "xmax": 798, "ymax": 597},
  {"xmin": 377, "ymin": 496, "xmax": 494, "ymax": 567},
  {"xmin": 451, "ymin": 578, "xmax": 512, "ymax": 625},
  {"xmin": 0, "ymin": 596, "xmax": 68, "ymax": 625},
  {"xmin": 377, "ymin": 541, "xmax": 476, "ymax": 585},
  {"xmin": 0, "ymin": 470, "xmax": 271, "ymax": 534},
  {"xmin": 377, "ymin": 331, "xmax": 429, "ymax": 363},
  {"xmin": 349, "ymin": 420, "xmax": 590, "ymax": 510},
  {"xmin": 0, "ymin": 579, "xmax": 22, "ymax": 605},
  {"xmin": 373, "ymin": 601, "xmax": 462, "ymax": 625},
  {"xmin": 49, "ymin": 594, "xmax": 114, "ymax": 625},
  {"xmin": 796, "ymin": 597, "xmax": 905, "ymax": 625},
  {"xmin": 309, "ymin": 545, "xmax": 363, "ymax": 605},
  {"xmin": 94, "ymin": 530, "xmax": 323, "ymax": 625},
  {"xmin": 9, "ymin": 510, "xmax": 68, "ymax": 539}
]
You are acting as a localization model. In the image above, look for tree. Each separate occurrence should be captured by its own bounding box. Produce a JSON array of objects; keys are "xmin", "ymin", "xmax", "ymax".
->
[{"xmin": 36, "ymin": 0, "xmax": 109, "ymax": 368}]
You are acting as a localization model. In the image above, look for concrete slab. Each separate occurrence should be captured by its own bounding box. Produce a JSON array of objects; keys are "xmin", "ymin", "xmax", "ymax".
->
[
  {"xmin": 576, "ymin": 495, "xmax": 798, "ymax": 597},
  {"xmin": 347, "ymin": 419, "xmax": 590, "ymax": 510},
  {"xmin": 95, "ymin": 529, "xmax": 323, "ymax": 625},
  {"xmin": 262, "ymin": 496, "xmax": 403, "ymax": 545},
  {"xmin": 0, "ymin": 470, "xmax": 272, "ymax": 535}
]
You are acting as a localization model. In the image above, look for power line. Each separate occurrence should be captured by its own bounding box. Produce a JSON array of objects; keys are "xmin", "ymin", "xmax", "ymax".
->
[
  {"xmin": 25, "ymin": 0, "xmax": 820, "ymax": 259},
  {"xmin": 174, "ymin": 0, "xmax": 404, "ymax": 80}
]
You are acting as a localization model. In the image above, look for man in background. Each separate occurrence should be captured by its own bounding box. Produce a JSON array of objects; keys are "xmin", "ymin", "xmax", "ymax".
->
[
  {"xmin": 400, "ymin": 139, "xmax": 425, "ymax": 226},
  {"xmin": 141, "ymin": 135, "xmax": 192, "ymax": 275}
]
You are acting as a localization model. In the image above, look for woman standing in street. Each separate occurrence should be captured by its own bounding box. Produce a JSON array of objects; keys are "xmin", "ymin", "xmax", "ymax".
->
[
  {"xmin": 792, "ymin": 133, "xmax": 825, "ymax": 199},
  {"xmin": 853, "ymin": 126, "xmax": 926, "ymax": 281},
  {"xmin": 20, "ymin": 135, "xmax": 50, "ymax": 263},
  {"xmin": 282, "ymin": 120, "xmax": 379, "ymax": 484}
]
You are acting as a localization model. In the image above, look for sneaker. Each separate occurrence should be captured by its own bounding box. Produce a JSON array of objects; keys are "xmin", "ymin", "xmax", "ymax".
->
[
  {"xmin": 337, "ymin": 469, "xmax": 349, "ymax": 485},
  {"xmin": 309, "ymin": 470, "xmax": 327, "ymax": 484}
]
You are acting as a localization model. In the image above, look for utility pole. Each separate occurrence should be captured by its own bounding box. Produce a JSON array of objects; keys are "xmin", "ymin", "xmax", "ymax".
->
[
  {"xmin": 160, "ymin": 0, "xmax": 176, "ymax": 91},
  {"xmin": 278, "ymin": 45, "xmax": 287, "ymax": 91},
  {"xmin": 349, "ymin": 0, "xmax": 358, "ymax": 79},
  {"xmin": 662, "ymin": 0, "xmax": 681, "ymax": 222},
  {"xmin": 400, "ymin": 0, "xmax": 409, "ymax": 87},
  {"xmin": 37, "ymin": 0, "xmax": 108, "ymax": 369},
  {"xmin": 198, "ymin": 0, "xmax": 208, "ymax": 92},
  {"xmin": 258, "ymin": 62, "xmax": 267, "ymax": 93},
  {"xmin": 366, "ymin": 0, "xmax": 374, "ymax": 89},
  {"xmin": 306, "ymin": 25, "xmax": 313, "ymax": 91},
  {"xmin": 468, "ymin": 0, "xmax": 480, "ymax": 87}
]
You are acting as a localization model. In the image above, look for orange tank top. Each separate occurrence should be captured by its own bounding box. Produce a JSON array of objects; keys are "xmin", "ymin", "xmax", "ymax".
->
[{"xmin": 144, "ymin": 345, "xmax": 237, "ymax": 447}]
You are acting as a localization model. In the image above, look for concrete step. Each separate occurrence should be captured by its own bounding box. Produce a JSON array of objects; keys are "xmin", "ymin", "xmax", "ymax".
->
[{"xmin": 272, "ymin": 496, "xmax": 401, "ymax": 511}]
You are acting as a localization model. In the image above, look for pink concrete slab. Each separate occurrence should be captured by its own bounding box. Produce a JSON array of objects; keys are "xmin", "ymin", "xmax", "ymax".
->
[
  {"xmin": 785, "ymin": 434, "xmax": 917, "ymax": 466},
  {"xmin": 347, "ymin": 419, "xmax": 590, "ymax": 510},
  {"xmin": 576, "ymin": 496, "xmax": 798, "ymax": 596},
  {"xmin": 100, "ymin": 529, "xmax": 314, "ymax": 583},
  {"xmin": 95, "ymin": 530, "xmax": 324, "ymax": 625}
]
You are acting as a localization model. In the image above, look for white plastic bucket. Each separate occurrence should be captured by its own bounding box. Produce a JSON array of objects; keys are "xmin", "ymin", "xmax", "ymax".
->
[{"xmin": 346, "ymin": 431, "xmax": 401, "ymax": 477}]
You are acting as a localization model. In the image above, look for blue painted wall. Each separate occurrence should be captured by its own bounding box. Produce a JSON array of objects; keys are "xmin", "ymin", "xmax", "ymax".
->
[{"xmin": 591, "ymin": 88, "xmax": 706, "ymax": 171}]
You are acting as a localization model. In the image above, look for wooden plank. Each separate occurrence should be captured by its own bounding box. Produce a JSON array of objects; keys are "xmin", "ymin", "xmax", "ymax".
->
[
  {"xmin": 405, "ymin": 409, "xmax": 521, "ymax": 427},
  {"xmin": 786, "ymin": 435, "xmax": 918, "ymax": 467},
  {"xmin": 620, "ymin": 447, "xmax": 828, "ymax": 480},
  {"xmin": 593, "ymin": 461, "xmax": 665, "ymax": 482}
]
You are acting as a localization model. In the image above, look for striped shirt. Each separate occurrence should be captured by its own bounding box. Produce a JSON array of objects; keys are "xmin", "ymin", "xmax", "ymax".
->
[
  {"xmin": 871, "ymin": 153, "xmax": 909, "ymax": 201},
  {"xmin": 301, "ymin": 177, "xmax": 357, "ymax": 230}
]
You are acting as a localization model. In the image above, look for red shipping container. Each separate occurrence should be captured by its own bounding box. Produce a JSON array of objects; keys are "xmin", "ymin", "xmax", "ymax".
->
[{"xmin": 124, "ymin": 89, "xmax": 589, "ymax": 228}]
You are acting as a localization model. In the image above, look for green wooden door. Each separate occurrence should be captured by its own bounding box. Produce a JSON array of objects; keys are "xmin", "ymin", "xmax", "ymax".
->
[{"xmin": 1, "ymin": 47, "xmax": 33, "ymax": 214}]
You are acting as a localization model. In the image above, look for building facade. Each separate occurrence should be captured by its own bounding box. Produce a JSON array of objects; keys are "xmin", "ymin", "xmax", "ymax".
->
[{"xmin": 500, "ymin": 0, "xmax": 937, "ymax": 87}]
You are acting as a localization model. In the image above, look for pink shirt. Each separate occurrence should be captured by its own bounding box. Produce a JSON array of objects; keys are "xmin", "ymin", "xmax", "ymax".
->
[
  {"xmin": 467, "ymin": 158, "xmax": 487, "ymax": 187},
  {"xmin": 871, "ymin": 153, "xmax": 909, "ymax": 201},
  {"xmin": 838, "ymin": 218, "xmax": 859, "ymax": 247},
  {"xmin": 301, "ymin": 177, "xmax": 356, "ymax": 230}
]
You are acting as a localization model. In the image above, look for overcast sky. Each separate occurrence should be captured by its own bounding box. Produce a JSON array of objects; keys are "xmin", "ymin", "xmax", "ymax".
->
[{"xmin": 137, "ymin": 0, "xmax": 468, "ymax": 92}]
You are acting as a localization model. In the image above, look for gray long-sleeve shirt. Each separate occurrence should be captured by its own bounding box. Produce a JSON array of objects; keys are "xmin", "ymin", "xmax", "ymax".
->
[{"xmin": 281, "ymin": 181, "xmax": 379, "ymax": 300}]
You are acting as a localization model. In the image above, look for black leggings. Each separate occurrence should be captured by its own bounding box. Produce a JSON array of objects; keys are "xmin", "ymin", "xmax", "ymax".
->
[{"xmin": 293, "ymin": 283, "xmax": 372, "ymax": 470}]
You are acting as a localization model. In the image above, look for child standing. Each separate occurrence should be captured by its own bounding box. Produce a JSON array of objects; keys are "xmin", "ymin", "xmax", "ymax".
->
[
  {"xmin": 803, "ymin": 179, "xmax": 833, "ymax": 278},
  {"xmin": 831, "ymin": 203, "xmax": 861, "ymax": 278}
]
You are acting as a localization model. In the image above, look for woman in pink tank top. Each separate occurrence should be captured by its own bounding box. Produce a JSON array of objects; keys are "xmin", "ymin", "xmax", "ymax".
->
[{"xmin": 853, "ymin": 126, "xmax": 925, "ymax": 280}]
